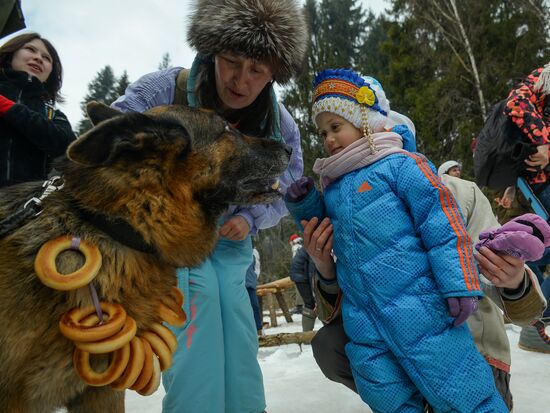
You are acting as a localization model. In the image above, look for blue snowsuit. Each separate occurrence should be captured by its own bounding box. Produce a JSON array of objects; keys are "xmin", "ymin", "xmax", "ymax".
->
[{"xmin": 287, "ymin": 152, "xmax": 508, "ymax": 412}]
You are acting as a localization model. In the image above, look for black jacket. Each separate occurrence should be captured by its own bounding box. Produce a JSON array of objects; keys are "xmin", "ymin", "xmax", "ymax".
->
[
  {"xmin": 289, "ymin": 246, "xmax": 316, "ymax": 283},
  {"xmin": 0, "ymin": 68, "xmax": 75, "ymax": 188}
]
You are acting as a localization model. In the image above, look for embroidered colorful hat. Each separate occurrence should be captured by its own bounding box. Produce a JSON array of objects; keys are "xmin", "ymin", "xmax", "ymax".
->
[{"xmin": 311, "ymin": 69, "xmax": 390, "ymax": 133}]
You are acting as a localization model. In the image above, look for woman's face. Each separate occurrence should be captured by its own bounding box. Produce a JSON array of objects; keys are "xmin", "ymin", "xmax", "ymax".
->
[
  {"xmin": 10, "ymin": 39, "xmax": 53, "ymax": 83},
  {"xmin": 214, "ymin": 53, "xmax": 273, "ymax": 110}
]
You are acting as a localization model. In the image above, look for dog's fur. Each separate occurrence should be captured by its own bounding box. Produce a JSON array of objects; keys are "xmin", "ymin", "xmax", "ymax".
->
[{"xmin": 0, "ymin": 102, "xmax": 290, "ymax": 412}]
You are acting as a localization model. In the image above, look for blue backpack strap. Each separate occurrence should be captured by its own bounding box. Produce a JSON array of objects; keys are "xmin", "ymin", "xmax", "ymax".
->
[{"xmin": 517, "ymin": 177, "xmax": 549, "ymax": 221}]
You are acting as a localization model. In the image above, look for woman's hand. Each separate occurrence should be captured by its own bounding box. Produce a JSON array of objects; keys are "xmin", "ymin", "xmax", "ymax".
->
[
  {"xmin": 301, "ymin": 217, "xmax": 336, "ymax": 280},
  {"xmin": 219, "ymin": 216, "xmax": 250, "ymax": 240},
  {"xmin": 525, "ymin": 144, "xmax": 550, "ymax": 172},
  {"xmin": 474, "ymin": 246, "xmax": 525, "ymax": 289}
]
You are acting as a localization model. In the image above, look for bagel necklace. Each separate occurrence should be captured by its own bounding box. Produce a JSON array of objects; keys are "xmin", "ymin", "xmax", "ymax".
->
[{"xmin": 34, "ymin": 235, "xmax": 186, "ymax": 394}]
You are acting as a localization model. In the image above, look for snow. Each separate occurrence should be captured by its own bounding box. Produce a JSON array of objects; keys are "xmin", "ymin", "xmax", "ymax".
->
[{"xmin": 123, "ymin": 316, "xmax": 550, "ymax": 413}]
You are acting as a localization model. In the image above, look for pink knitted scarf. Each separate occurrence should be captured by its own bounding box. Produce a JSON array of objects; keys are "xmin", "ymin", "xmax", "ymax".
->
[{"xmin": 313, "ymin": 131, "xmax": 405, "ymax": 189}]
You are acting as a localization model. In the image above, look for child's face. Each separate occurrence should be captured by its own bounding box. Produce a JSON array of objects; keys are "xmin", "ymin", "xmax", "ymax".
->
[{"xmin": 317, "ymin": 112, "xmax": 362, "ymax": 156}]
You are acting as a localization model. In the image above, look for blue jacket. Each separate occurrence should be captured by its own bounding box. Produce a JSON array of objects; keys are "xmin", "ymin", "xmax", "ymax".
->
[{"xmin": 287, "ymin": 152, "xmax": 482, "ymax": 304}]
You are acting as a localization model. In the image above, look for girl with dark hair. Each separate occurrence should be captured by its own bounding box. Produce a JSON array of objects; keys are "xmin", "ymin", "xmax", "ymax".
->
[
  {"xmin": 112, "ymin": 1, "xmax": 307, "ymax": 412},
  {"xmin": 0, "ymin": 32, "xmax": 75, "ymax": 187}
]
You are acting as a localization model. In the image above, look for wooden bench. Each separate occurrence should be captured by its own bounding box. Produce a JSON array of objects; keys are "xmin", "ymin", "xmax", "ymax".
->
[{"xmin": 256, "ymin": 276, "xmax": 295, "ymax": 327}]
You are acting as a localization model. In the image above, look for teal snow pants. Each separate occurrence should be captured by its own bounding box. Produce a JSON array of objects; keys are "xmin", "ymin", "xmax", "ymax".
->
[{"xmin": 162, "ymin": 236, "xmax": 266, "ymax": 413}]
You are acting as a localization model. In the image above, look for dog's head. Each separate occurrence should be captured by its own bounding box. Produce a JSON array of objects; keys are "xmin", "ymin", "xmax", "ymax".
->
[
  {"xmin": 60, "ymin": 103, "xmax": 291, "ymax": 265},
  {"xmin": 66, "ymin": 102, "xmax": 290, "ymax": 210}
]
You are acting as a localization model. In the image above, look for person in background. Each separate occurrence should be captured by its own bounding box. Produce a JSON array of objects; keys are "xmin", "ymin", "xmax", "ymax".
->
[
  {"xmin": 112, "ymin": 1, "xmax": 307, "ymax": 412},
  {"xmin": 289, "ymin": 235, "xmax": 318, "ymax": 331},
  {"xmin": 492, "ymin": 63, "xmax": 550, "ymax": 352},
  {"xmin": 246, "ymin": 245, "xmax": 263, "ymax": 335},
  {"xmin": 0, "ymin": 32, "xmax": 75, "ymax": 188},
  {"xmin": 285, "ymin": 68, "xmax": 508, "ymax": 412},
  {"xmin": 289, "ymin": 233, "xmax": 305, "ymax": 314},
  {"xmin": 437, "ymin": 160, "xmax": 462, "ymax": 178}
]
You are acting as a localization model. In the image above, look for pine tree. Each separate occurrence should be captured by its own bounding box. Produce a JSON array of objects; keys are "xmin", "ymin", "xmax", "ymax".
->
[
  {"xmin": 113, "ymin": 70, "xmax": 130, "ymax": 101},
  {"xmin": 283, "ymin": 0, "xmax": 367, "ymax": 177},
  {"xmin": 77, "ymin": 65, "xmax": 117, "ymax": 135},
  {"xmin": 158, "ymin": 52, "xmax": 172, "ymax": 70},
  {"xmin": 381, "ymin": 0, "xmax": 550, "ymax": 176}
]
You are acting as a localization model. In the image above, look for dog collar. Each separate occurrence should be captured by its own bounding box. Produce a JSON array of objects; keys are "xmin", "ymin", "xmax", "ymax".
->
[{"xmin": 72, "ymin": 203, "xmax": 157, "ymax": 255}]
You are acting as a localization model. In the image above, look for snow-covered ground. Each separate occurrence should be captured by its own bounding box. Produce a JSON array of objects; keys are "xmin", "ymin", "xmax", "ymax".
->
[{"xmin": 125, "ymin": 316, "xmax": 550, "ymax": 413}]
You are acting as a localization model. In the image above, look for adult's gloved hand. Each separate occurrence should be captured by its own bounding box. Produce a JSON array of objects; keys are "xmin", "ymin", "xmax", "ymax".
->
[
  {"xmin": 287, "ymin": 176, "xmax": 314, "ymax": 203},
  {"xmin": 447, "ymin": 296, "xmax": 478, "ymax": 327},
  {"xmin": 0, "ymin": 95, "xmax": 15, "ymax": 116}
]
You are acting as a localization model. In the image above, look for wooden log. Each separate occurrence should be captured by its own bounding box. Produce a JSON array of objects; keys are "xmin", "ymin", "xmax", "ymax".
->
[
  {"xmin": 256, "ymin": 276, "xmax": 295, "ymax": 291},
  {"xmin": 267, "ymin": 293, "xmax": 277, "ymax": 327},
  {"xmin": 259, "ymin": 331, "xmax": 317, "ymax": 347},
  {"xmin": 256, "ymin": 287, "xmax": 278, "ymax": 297},
  {"xmin": 274, "ymin": 291, "xmax": 293, "ymax": 323}
]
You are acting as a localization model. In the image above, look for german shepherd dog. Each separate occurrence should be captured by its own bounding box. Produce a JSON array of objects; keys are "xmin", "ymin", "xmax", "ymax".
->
[{"xmin": 0, "ymin": 102, "xmax": 291, "ymax": 412}]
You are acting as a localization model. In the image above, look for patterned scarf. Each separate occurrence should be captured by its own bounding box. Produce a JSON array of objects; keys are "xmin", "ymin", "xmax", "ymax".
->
[{"xmin": 313, "ymin": 131, "xmax": 406, "ymax": 189}]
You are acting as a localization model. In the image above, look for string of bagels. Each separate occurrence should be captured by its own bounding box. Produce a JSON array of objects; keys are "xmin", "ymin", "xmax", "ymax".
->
[{"xmin": 34, "ymin": 235, "xmax": 187, "ymax": 395}]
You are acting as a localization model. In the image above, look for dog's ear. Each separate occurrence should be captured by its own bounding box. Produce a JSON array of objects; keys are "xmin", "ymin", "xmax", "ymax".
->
[
  {"xmin": 68, "ymin": 113, "xmax": 189, "ymax": 167},
  {"xmin": 87, "ymin": 101, "xmax": 123, "ymax": 126},
  {"xmin": 68, "ymin": 113, "xmax": 152, "ymax": 166}
]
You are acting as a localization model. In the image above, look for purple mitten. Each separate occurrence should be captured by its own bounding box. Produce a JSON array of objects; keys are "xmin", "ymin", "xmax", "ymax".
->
[
  {"xmin": 475, "ymin": 213, "xmax": 550, "ymax": 261},
  {"xmin": 287, "ymin": 176, "xmax": 315, "ymax": 203},
  {"xmin": 447, "ymin": 297, "xmax": 478, "ymax": 326}
]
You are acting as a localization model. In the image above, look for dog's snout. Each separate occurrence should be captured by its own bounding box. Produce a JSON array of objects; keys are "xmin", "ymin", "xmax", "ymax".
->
[{"xmin": 283, "ymin": 144, "xmax": 292, "ymax": 157}]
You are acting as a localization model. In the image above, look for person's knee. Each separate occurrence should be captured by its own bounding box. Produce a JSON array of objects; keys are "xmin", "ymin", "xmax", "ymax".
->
[{"xmin": 311, "ymin": 326, "xmax": 340, "ymax": 378}]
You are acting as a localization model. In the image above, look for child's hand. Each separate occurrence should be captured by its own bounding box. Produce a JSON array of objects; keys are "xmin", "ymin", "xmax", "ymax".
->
[
  {"xmin": 287, "ymin": 176, "xmax": 314, "ymax": 202},
  {"xmin": 447, "ymin": 297, "xmax": 478, "ymax": 326}
]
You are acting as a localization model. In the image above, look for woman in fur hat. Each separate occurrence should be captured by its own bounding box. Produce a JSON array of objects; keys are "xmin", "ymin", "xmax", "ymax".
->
[{"xmin": 112, "ymin": 1, "xmax": 307, "ymax": 412}]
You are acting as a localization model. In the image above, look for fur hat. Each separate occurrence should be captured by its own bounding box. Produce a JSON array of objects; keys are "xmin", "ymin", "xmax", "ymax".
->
[
  {"xmin": 311, "ymin": 69, "xmax": 390, "ymax": 134},
  {"xmin": 186, "ymin": 0, "xmax": 309, "ymax": 84}
]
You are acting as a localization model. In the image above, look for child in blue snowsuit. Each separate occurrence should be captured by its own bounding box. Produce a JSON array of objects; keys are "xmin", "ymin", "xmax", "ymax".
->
[{"xmin": 285, "ymin": 69, "xmax": 508, "ymax": 412}]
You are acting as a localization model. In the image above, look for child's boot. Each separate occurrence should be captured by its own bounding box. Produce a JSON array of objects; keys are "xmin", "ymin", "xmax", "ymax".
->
[{"xmin": 518, "ymin": 320, "xmax": 550, "ymax": 353}]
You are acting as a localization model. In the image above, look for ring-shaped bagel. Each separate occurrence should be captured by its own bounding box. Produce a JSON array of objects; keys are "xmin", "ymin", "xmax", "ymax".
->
[
  {"xmin": 140, "ymin": 331, "xmax": 173, "ymax": 371},
  {"xmin": 149, "ymin": 322, "xmax": 178, "ymax": 353},
  {"xmin": 158, "ymin": 302, "xmax": 186, "ymax": 327},
  {"xmin": 73, "ymin": 343, "xmax": 130, "ymax": 386},
  {"xmin": 75, "ymin": 316, "xmax": 137, "ymax": 354},
  {"xmin": 59, "ymin": 302, "xmax": 126, "ymax": 342},
  {"xmin": 34, "ymin": 235, "xmax": 102, "ymax": 291},
  {"xmin": 130, "ymin": 338, "xmax": 154, "ymax": 391},
  {"xmin": 137, "ymin": 355, "xmax": 161, "ymax": 396},
  {"xmin": 111, "ymin": 336, "xmax": 145, "ymax": 390}
]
